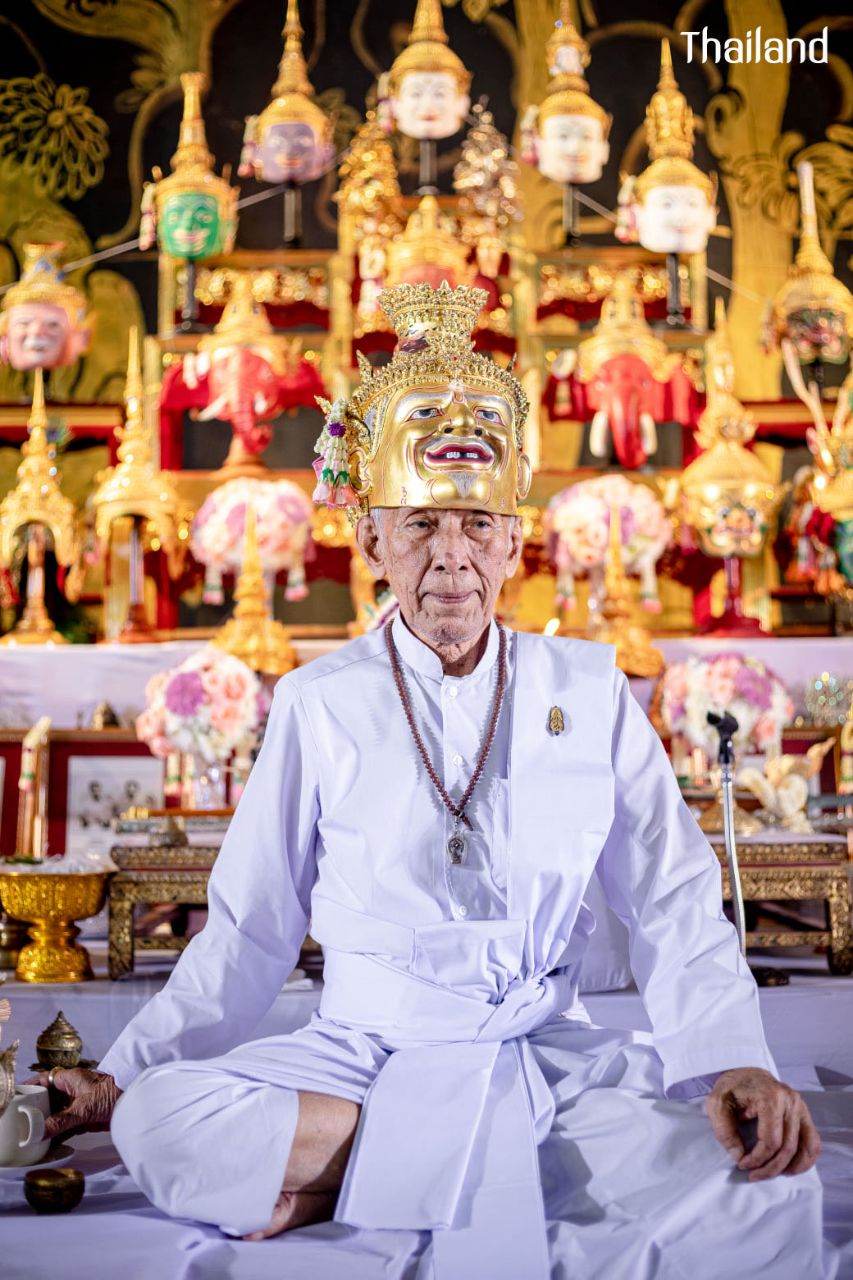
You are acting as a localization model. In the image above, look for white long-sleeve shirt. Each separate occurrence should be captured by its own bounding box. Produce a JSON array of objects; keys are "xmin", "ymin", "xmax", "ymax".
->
[{"xmin": 100, "ymin": 615, "xmax": 775, "ymax": 1095}]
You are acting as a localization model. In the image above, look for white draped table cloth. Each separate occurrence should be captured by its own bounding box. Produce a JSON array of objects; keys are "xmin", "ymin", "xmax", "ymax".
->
[{"xmin": 100, "ymin": 619, "xmax": 835, "ymax": 1278}]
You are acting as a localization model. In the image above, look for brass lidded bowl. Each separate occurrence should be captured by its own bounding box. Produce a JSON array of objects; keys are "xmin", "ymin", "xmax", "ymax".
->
[
  {"xmin": 35, "ymin": 1011, "xmax": 83, "ymax": 1070},
  {"xmin": 24, "ymin": 1167, "xmax": 85, "ymax": 1214}
]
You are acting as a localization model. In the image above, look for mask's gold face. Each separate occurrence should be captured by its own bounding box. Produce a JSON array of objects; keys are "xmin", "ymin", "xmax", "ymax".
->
[{"xmin": 367, "ymin": 381, "xmax": 529, "ymax": 514}]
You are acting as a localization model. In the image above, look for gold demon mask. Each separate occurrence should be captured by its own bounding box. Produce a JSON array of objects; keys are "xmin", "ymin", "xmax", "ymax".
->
[{"xmin": 313, "ymin": 282, "xmax": 531, "ymax": 517}]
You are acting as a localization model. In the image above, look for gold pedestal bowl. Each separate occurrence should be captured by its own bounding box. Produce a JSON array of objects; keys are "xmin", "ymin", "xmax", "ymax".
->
[{"xmin": 0, "ymin": 872, "xmax": 111, "ymax": 983}]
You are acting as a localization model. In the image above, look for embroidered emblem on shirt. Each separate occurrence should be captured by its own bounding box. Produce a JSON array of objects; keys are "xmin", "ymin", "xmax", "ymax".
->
[{"xmin": 547, "ymin": 706, "xmax": 566, "ymax": 735}]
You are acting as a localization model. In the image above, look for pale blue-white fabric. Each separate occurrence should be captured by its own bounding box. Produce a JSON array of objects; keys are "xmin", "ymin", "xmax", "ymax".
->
[{"xmin": 101, "ymin": 619, "xmax": 832, "ymax": 1277}]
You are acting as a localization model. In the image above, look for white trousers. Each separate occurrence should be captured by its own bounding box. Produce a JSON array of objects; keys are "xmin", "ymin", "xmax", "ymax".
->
[{"xmin": 111, "ymin": 1014, "xmax": 834, "ymax": 1280}]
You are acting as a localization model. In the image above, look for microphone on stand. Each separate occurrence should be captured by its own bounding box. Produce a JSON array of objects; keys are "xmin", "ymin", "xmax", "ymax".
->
[{"xmin": 706, "ymin": 711, "xmax": 788, "ymax": 988}]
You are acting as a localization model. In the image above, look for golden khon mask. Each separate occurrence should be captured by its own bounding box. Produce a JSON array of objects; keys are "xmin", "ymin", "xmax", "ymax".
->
[{"xmin": 312, "ymin": 282, "xmax": 531, "ymax": 516}]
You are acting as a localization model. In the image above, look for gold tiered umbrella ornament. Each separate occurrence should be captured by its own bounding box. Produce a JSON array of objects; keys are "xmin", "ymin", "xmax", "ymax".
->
[
  {"xmin": 676, "ymin": 299, "xmax": 782, "ymax": 634},
  {"xmin": 0, "ymin": 242, "xmax": 91, "ymax": 373},
  {"xmin": 379, "ymin": 0, "xmax": 472, "ymax": 191},
  {"xmin": 0, "ymin": 369, "xmax": 79, "ymax": 646},
  {"xmin": 594, "ymin": 504, "xmax": 665, "ymax": 678},
  {"xmin": 212, "ymin": 504, "xmax": 297, "ymax": 677},
  {"xmin": 385, "ymin": 195, "xmax": 471, "ymax": 291},
  {"xmin": 520, "ymin": 2, "xmax": 610, "ymax": 245},
  {"xmin": 766, "ymin": 161, "xmax": 853, "ymax": 390},
  {"xmin": 91, "ymin": 329, "xmax": 183, "ymax": 642},
  {"xmin": 238, "ymin": 0, "xmax": 334, "ymax": 245},
  {"xmin": 617, "ymin": 41, "xmax": 717, "ymax": 326},
  {"xmin": 140, "ymin": 72, "xmax": 238, "ymax": 331}
]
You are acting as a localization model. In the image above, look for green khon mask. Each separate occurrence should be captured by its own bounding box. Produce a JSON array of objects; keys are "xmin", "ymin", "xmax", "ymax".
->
[{"xmin": 159, "ymin": 192, "xmax": 223, "ymax": 260}]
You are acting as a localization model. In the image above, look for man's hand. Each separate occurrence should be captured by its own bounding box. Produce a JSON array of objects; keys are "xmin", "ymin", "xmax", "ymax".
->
[
  {"xmin": 25, "ymin": 1068, "xmax": 122, "ymax": 1142},
  {"xmin": 706, "ymin": 1067, "xmax": 821, "ymax": 1181}
]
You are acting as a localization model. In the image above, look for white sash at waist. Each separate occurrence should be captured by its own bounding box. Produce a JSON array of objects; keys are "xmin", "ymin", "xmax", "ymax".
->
[{"xmin": 310, "ymin": 895, "xmax": 575, "ymax": 1279}]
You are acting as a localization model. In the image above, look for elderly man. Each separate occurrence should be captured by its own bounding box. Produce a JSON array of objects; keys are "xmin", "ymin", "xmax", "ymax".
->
[{"xmin": 37, "ymin": 283, "xmax": 828, "ymax": 1278}]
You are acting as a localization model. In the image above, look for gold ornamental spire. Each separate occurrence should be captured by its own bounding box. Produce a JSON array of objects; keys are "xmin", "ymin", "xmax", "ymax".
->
[
  {"xmin": 171, "ymin": 72, "xmax": 215, "ymax": 174},
  {"xmin": 92, "ymin": 328, "xmax": 181, "ymax": 567},
  {"xmin": 538, "ymin": 2, "xmax": 609, "ymax": 129},
  {"xmin": 212, "ymin": 504, "xmax": 298, "ymax": 675},
  {"xmin": 0, "ymin": 367, "xmax": 78, "ymax": 569},
  {"xmin": 388, "ymin": 0, "xmax": 471, "ymax": 92},
  {"xmin": 696, "ymin": 297, "xmax": 756, "ymax": 448},
  {"xmin": 595, "ymin": 504, "xmax": 664, "ymax": 678},
  {"xmin": 646, "ymin": 40, "xmax": 692, "ymax": 161},
  {"xmin": 272, "ymin": 0, "xmax": 314, "ymax": 97}
]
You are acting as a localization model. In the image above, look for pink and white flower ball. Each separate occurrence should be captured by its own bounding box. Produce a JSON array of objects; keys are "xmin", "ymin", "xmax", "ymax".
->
[
  {"xmin": 136, "ymin": 645, "xmax": 270, "ymax": 764},
  {"xmin": 545, "ymin": 474, "xmax": 672, "ymax": 612},
  {"xmin": 659, "ymin": 652, "xmax": 794, "ymax": 759},
  {"xmin": 190, "ymin": 477, "xmax": 313, "ymax": 606}
]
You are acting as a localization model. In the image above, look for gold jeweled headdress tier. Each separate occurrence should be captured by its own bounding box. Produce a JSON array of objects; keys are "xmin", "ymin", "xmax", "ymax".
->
[{"xmin": 312, "ymin": 281, "xmax": 530, "ymax": 518}]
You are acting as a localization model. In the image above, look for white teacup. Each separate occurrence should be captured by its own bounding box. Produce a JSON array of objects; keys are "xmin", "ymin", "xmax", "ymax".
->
[{"xmin": 0, "ymin": 1084, "xmax": 50, "ymax": 1166}]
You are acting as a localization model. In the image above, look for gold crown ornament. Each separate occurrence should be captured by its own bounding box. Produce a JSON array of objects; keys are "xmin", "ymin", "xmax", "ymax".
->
[
  {"xmin": 92, "ymin": 328, "xmax": 182, "ymax": 574},
  {"xmin": 575, "ymin": 269, "xmax": 679, "ymax": 383},
  {"xmin": 537, "ymin": 2, "xmax": 610, "ymax": 132},
  {"xmin": 140, "ymin": 73, "xmax": 238, "ymax": 260},
  {"xmin": 239, "ymin": 0, "xmax": 333, "ymax": 180},
  {"xmin": 385, "ymin": 195, "xmax": 471, "ymax": 289},
  {"xmin": 195, "ymin": 273, "xmax": 288, "ymax": 374},
  {"xmin": 312, "ymin": 281, "xmax": 530, "ymax": 517},
  {"xmin": 387, "ymin": 0, "xmax": 472, "ymax": 95},
  {"xmin": 764, "ymin": 161, "xmax": 853, "ymax": 363},
  {"xmin": 634, "ymin": 41, "xmax": 716, "ymax": 203},
  {"xmin": 0, "ymin": 367, "xmax": 78, "ymax": 570},
  {"xmin": 0, "ymin": 243, "xmax": 90, "ymax": 333}
]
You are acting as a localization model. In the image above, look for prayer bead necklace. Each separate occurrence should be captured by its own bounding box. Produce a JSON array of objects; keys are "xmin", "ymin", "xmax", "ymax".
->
[{"xmin": 384, "ymin": 620, "xmax": 507, "ymax": 865}]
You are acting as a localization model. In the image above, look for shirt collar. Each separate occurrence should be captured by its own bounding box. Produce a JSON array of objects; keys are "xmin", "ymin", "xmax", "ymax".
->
[{"xmin": 390, "ymin": 611, "xmax": 501, "ymax": 685}]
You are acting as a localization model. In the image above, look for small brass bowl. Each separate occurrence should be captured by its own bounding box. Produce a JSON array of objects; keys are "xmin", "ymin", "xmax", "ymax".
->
[{"xmin": 24, "ymin": 1167, "xmax": 85, "ymax": 1214}]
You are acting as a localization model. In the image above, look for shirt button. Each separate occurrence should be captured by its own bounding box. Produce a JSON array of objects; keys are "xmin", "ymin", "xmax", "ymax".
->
[
  {"xmin": 452, "ymin": 753, "xmax": 463, "ymax": 766},
  {"xmin": 458, "ymin": 905, "xmax": 468, "ymax": 917},
  {"xmin": 447, "ymin": 686, "xmax": 458, "ymax": 699}
]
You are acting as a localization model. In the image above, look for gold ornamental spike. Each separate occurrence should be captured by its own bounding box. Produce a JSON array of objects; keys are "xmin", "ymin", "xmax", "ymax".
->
[
  {"xmin": 0, "ymin": 367, "xmax": 78, "ymax": 570},
  {"xmin": 212, "ymin": 504, "xmax": 298, "ymax": 675},
  {"xmin": 92, "ymin": 329, "xmax": 181, "ymax": 568},
  {"xmin": 171, "ymin": 71, "xmax": 215, "ymax": 174},
  {"xmin": 538, "ymin": 3, "xmax": 609, "ymax": 130},
  {"xmin": 388, "ymin": 0, "xmax": 470, "ymax": 93},
  {"xmin": 594, "ymin": 503, "xmax": 664, "ymax": 678},
  {"xmin": 273, "ymin": 0, "xmax": 314, "ymax": 98},
  {"xmin": 635, "ymin": 42, "xmax": 714, "ymax": 201}
]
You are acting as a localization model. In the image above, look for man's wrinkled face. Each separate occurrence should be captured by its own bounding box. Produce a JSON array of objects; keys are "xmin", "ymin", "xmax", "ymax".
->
[
  {"xmin": 637, "ymin": 184, "xmax": 715, "ymax": 254},
  {"xmin": 6, "ymin": 302, "xmax": 70, "ymax": 369},
  {"xmin": 393, "ymin": 72, "xmax": 469, "ymax": 139},
  {"xmin": 356, "ymin": 506, "xmax": 522, "ymax": 651},
  {"xmin": 538, "ymin": 114, "xmax": 609, "ymax": 185},
  {"xmin": 160, "ymin": 193, "xmax": 222, "ymax": 259}
]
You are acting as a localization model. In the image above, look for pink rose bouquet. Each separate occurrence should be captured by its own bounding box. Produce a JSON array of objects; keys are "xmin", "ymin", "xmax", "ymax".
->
[
  {"xmin": 136, "ymin": 645, "xmax": 268, "ymax": 764},
  {"xmin": 190, "ymin": 477, "xmax": 313, "ymax": 605},
  {"xmin": 660, "ymin": 652, "xmax": 794, "ymax": 757}
]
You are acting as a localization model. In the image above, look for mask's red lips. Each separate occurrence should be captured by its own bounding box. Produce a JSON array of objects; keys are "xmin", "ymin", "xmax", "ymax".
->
[{"xmin": 423, "ymin": 438, "xmax": 495, "ymax": 468}]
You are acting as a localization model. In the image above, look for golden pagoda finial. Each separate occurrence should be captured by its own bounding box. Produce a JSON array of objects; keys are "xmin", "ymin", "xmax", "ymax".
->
[
  {"xmin": 273, "ymin": 0, "xmax": 314, "ymax": 97},
  {"xmin": 0, "ymin": 367, "xmax": 78, "ymax": 570},
  {"xmin": 595, "ymin": 503, "xmax": 665, "ymax": 678},
  {"xmin": 646, "ymin": 40, "xmax": 693, "ymax": 161},
  {"xmin": 410, "ymin": 0, "xmax": 449, "ymax": 45},
  {"xmin": 91, "ymin": 329, "xmax": 181, "ymax": 569},
  {"xmin": 171, "ymin": 72, "xmax": 215, "ymax": 174},
  {"xmin": 388, "ymin": 0, "xmax": 470, "ymax": 93},
  {"xmin": 212, "ymin": 504, "xmax": 298, "ymax": 675}
]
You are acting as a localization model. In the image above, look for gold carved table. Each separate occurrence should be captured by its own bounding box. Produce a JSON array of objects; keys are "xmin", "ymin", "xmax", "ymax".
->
[
  {"xmin": 709, "ymin": 833, "xmax": 853, "ymax": 975},
  {"xmin": 107, "ymin": 845, "xmax": 215, "ymax": 980}
]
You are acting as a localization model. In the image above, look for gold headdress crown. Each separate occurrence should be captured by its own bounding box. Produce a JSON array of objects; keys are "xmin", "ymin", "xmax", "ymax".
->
[
  {"xmin": 767, "ymin": 161, "xmax": 853, "ymax": 346},
  {"xmin": 313, "ymin": 281, "xmax": 530, "ymax": 517},
  {"xmin": 538, "ymin": 3, "xmax": 610, "ymax": 132},
  {"xmin": 255, "ymin": 0, "xmax": 332, "ymax": 139},
  {"xmin": 143, "ymin": 73, "xmax": 237, "ymax": 237},
  {"xmin": 385, "ymin": 196, "xmax": 470, "ymax": 288},
  {"xmin": 0, "ymin": 243, "xmax": 89, "ymax": 329},
  {"xmin": 197, "ymin": 274, "xmax": 286, "ymax": 372},
  {"xmin": 388, "ymin": 0, "xmax": 472, "ymax": 94},
  {"xmin": 635, "ymin": 42, "xmax": 715, "ymax": 201}
]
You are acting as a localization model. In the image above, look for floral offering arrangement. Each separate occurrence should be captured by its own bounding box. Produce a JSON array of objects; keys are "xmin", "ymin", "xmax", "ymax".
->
[
  {"xmin": 658, "ymin": 652, "xmax": 795, "ymax": 757},
  {"xmin": 136, "ymin": 645, "xmax": 270, "ymax": 764},
  {"xmin": 544, "ymin": 473, "xmax": 672, "ymax": 612},
  {"xmin": 190, "ymin": 477, "xmax": 312, "ymax": 605}
]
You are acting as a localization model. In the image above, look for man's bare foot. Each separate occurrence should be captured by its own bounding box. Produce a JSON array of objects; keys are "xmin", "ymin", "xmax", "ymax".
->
[{"xmin": 242, "ymin": 1189, "xmax": 337, "ymax": 1241}]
